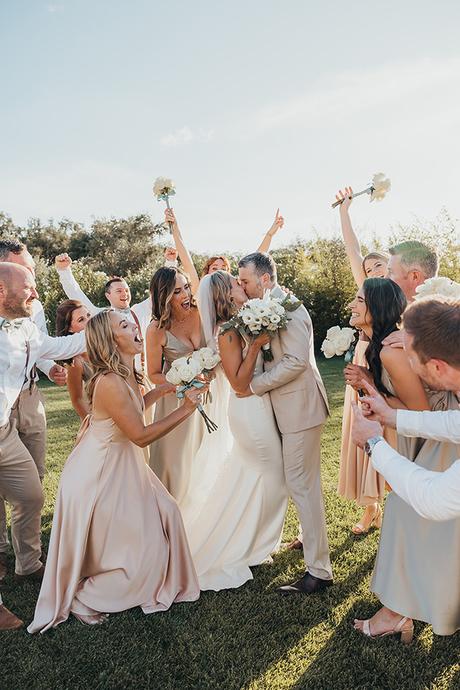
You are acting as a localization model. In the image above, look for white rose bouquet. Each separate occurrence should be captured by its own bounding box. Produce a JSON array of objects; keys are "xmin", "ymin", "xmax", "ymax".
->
[
  {"xmin": 414, "ymin": 276, "xmax": 460, "ymax": 301},
  {"xmin": 321, "ymin": 326, "xmax": 357, "ymax": 362},
  {"xmin": 166, "ymin": 348, "xmax": 220, "ymax": 432},
  {"xmin": 332, "ymin": 173, "xmax": 391, "ymax": 208},
  {"xmin": 153, "ymin": 177, "xmax": 176, "ymax": 208},
  {"xmin": 220, "ymin": 290, "xmax": 301, "ymax": 361}
]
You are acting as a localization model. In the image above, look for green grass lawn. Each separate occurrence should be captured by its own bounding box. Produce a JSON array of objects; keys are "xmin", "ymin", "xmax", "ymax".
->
[{"xmin": 2, "ymin": 359, "xmax": 459, "ymax": 690}]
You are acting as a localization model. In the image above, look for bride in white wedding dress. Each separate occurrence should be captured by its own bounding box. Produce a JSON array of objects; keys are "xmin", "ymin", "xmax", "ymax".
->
[{"xmin": 180, "ymin": 271, "xmax": 288, "ymax": 591}]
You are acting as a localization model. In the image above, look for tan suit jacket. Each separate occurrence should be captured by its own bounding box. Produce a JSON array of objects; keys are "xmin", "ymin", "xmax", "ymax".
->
[{"xmin": 251, "ymin": 286, "xmax": 329, "ymax": 434}]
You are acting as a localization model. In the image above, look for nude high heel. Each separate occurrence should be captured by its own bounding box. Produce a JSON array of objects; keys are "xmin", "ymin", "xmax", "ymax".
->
[
  {"xmin": 352, "ymin": 504, "xmax": 382, "ymax": 535},
  {"xmin": 359, "ymin": 616, "xmax": 414, "ymax": 644}
]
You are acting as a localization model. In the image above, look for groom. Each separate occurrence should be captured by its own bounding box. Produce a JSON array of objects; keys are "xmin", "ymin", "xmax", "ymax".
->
[{"xmin": 238, "ymin": 252, "xmax": 333, "ymax": 594}]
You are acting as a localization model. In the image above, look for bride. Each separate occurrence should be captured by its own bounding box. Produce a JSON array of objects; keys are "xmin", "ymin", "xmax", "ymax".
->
[{"xmin": 180, "ymin": 270, "xmax": 288, "ymax": 591}]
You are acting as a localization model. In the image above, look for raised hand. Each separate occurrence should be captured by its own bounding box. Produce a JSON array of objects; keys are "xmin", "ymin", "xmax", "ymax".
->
[
  {"xmin": 335, "ymin": 187, "xmax": 353, "ymax": 213},
  {"xmin": 164, "ymin": 208, "xmax": 178, "ymax": 231},
  {"xmin": 268, "ymin": 208, "xmax": 284, "ymax": 236},
  {"xmin": 55, "ymin": 253, "xmax": 72, "ymax": 270},
  {"xmin": 164, "ymin": 246, "xmax": 178, "ymax": 262}
]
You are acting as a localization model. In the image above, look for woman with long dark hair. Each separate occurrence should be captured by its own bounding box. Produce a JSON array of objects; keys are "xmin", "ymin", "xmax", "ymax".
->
[
  {"xmin": 55, "ymin": 299, "xmax": 92, "ymax": 419},
  {"xmin": 334, "ymin": 188, "xmax": 390, "ymax": 536},
  {"xmin": 145, "ymin": 266, "xmax": 206, "ymax": 502},
  {"xmin": 345, "ymin": 278, "xmax": 430, "ymax": 525}
]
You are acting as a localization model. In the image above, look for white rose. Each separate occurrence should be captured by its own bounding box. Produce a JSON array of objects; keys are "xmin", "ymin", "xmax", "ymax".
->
[
  {"xmin": 153, "ymin": 176, "xmax": 175, "ymax": 197},
  {"xmin": 326, "ymin": 325, "xmax": 341, "ymax": 340},
  {"xmin": 267, "ymin": 323, "xmax": 279, "ymax": 331},
  {"xmin": 270, "ymin": 314, "xmax": 281, "ymax": 325},
  {"xmin": 370, "ymin": 173, "xmax": 391, "ymax": 202},
  {"xmin": 166, "ymin": 368, "xmax": 182, "ymax": 385},
  {"xmin": 242, "ymin": 312, "xmax": 256, "ymax": 325},
  {"xmin": 321, "ymin": 339, "xmax": 336, "ymax": 358}
]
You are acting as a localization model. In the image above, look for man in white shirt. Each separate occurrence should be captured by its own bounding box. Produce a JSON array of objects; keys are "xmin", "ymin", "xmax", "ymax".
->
[
  {"xmin": 0, "ymin": 263, "xmax": 85, "ymax": 630},
  {"xmin": 54, "ymin": 254, "xmax": 151, "ymax": 373},
  {"xmin": 0, "ymin": 240, "xmax": 67, "ymax": 584},
  {"xmin": 352, "ymin": 296, "xmax": 460, "ymax": 522}
]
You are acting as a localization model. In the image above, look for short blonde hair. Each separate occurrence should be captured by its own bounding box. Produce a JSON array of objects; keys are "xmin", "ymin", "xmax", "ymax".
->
[{"xmin": 86, "ymin": 309, "xmax": 142, "ymax": 402}]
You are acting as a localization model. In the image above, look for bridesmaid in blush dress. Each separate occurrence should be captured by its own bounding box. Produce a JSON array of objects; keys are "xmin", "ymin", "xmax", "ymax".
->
[{"xmin": 28, "ymin": 309, "xmax": 202, "ymax": 633}]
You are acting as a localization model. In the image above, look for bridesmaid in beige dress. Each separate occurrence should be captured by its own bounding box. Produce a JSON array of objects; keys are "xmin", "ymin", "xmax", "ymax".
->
[
  {"xmin": 146, "ymin": 266, "xmax": 206, "ymax": 503},
  {"xmin": 28, "ymin": 309, "xmax": 202, "ymax": 633},
  {"xmin": 334, "ymin": 187, "xmax": 390, "ymax": 534}
]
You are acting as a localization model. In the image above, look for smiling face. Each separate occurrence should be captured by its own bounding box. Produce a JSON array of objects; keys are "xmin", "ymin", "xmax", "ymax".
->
[
  {"xmin": 208, "ymin": 258, "xmax": 228, "ymax": 273},
  {"xmin": 69, "ymin": 306, "xmax": 91, "ymax": 334},
  {"xmin": 0, "ymin": 264, "xmax": 38, "ymax": 318},
  {"xmin": 109, "ymin": 311, "xmax": 143, "ymax": 356},
  {"xmin": 348, "ymin": 287, "xmax": 371, "ymax": 331},
  {"xmin": 170, "ymin": 273, "xmax": 193, "ymax": 317},
  {"xmin": 106, "ymin": 279, "xmax": 131, "ymax": 310},
  {"xmin": 363, "ymin": 256, "xmax": 387, "ymax": 278}
]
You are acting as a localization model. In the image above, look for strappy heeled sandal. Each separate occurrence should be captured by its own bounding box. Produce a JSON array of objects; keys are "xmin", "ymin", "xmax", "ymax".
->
[
  {"xmin": 357, "ymin": 616, "xmax": 414, "ymax": 644},
  {"xmin": 352, "ymin": 505, "xmax": 382, "ymax": 535}
]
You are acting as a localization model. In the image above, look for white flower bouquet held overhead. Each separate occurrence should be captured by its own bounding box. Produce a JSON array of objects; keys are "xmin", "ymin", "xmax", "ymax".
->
[
  {"xmin": 220, "ymin": 291, "xmax": 301, "ymax": 362},
  {"xmin": 414, "ymin": 277, "xmax": 460, "ymax": 301},
  {"xmin": 331, "ymin": 173, "xmax": 391, "ymax": 208},
  {"xmin": 166, "ymin": 347, "xmax": 220, "ymax": 433},
  {"xmin": 153, "ymin": 177, "xmax": 176, "ymax": 208}
]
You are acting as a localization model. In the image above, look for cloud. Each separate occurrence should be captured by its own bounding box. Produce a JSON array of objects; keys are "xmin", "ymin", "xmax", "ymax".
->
[
  {"xmin": 46, "ymin": 3, "xmax": 64, "ymax": 13},
  {"xmin": 246, "ymin": 56, "xmax": 460, "ymax": 133},
  {"xmin": 160, "ymin": 126, "xmax": 214, "ymax": 147}
]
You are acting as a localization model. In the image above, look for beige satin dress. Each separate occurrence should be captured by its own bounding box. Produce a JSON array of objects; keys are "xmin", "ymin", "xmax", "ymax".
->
[
  {"xmin": 338, "ymin": 340, "xmax": 396, "ymax": 506},
  {"xmin": 371, "ymin": 374, "xmax": 460, "ymax": 636},
  {"xmin": 28, "ymin": 378, "xmax": 199, "ymax": 634},
  {"xmin": 149, "ymin": 331, "xmax": 205, "ymax": 504}
]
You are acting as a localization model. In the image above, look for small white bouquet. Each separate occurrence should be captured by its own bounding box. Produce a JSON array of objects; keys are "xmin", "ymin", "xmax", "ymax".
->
[
  {"xmin": 414, "ymin": 276, "xmax": 460, "ymax": 301},
  {"xmin": 153, "ymin": 177, "xmax": 176, "ymax": 208},
  {"xmin": 321, "ymin": 326, "xmax": 357, "ymax": 362},
  {"xmin": 220, "ymin": 290, "xmax": 301, "ymax": 361},
  {"xmin": 166, "ymin": 347, "xmax": 221, "ymax": 432},
  {"xmin": 332, "ymin": 173, "xmax": 391, "ymax": 208}
]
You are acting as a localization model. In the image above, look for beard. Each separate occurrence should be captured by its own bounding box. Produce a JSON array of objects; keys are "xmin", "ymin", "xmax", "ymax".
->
[{"xmin": 3, "ymin": 295, "xmax": 34, "ymax": 318}]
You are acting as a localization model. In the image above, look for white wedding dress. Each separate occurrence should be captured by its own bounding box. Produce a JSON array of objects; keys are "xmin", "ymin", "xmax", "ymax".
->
[{"xmin": 180, "ymin": 338, "xmax": 288, "ymax": 591}]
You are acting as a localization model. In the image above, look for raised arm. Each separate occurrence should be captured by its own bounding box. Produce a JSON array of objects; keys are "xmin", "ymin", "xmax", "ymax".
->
[
  {"xmin": 335, "ymin": 188, "xmax": 366, "ymax": 287},
  {"xmin": 54, "ymin": 254, "xmax": 99, "ymax": 315},
  {"xmin": 95, "ymin": 373, "xmax": 201, "ymax": 447},
  {"xmin": 380, "ymin": 347, "xmax": 430, "ymax": 411},
  {"xmin": 145, "ymin": 320, "xmax": 168, "ymax": 384},
  {"xmin": 257, "ymin": 209, "xmax": 284, "ymax": 253},
  {"xmin": 165, "ymin": 209, "xmax": 200, "ymax": 295},
  {"xmin": 218, "ymin": 330, "xmax": 269, "ymax": 394}
]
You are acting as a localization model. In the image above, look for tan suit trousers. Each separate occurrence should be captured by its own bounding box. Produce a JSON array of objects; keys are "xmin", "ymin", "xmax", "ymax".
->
[
  {"xmin": 0, "ymin": 387, "xmax": 46, "ymax": 573},
  {"xmin": 283, "ymin": 424, "xmax": 332, "ymax": 580}
]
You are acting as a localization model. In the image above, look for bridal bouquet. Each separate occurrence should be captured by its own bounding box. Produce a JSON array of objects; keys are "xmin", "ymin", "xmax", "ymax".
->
[
  {"xmin": 220, "ymin": 291, "xmax": 301, "ymax": 361},
  {"xmin": 414, "ymin": 276, "xmax": 460, "ymax": 301},
  {"xmin": 332, "ymin": 173, "xmax": 391, "ymax": 208},
  {"xmin": 166, "ymin": 347, "xmax": 220, "ymax": 432},
  {"xmin": 321, "ymin": 326, "xmax": 357, "ymax": 362},
  {"xmin": 153, "ymin": 177, "xmax": 176, "ymax": 208}
]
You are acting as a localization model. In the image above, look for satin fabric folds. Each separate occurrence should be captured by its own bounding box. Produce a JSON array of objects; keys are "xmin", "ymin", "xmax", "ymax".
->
[{"xmin": 28, "ymin": 385, "xmax": 199, "ymax": 634}]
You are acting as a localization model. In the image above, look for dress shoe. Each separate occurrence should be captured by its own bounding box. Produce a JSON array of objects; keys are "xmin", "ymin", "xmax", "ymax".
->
[
  {"xmin": 15, "ymin": 564, "xmax": 45, "ymax": 583},
  {"xmin": 0, "ymin": 553, "xmax": 7, "ymax": 582},
  {"xmin": 0, "ymin": 604, "xmax": 23, "ymax": 631},
  {"xmin": 278, "ymin": 571, "xmax": 333, "ymax": 595},
  {"xmin": 284, "ymin": 538, "xmax": 303, "ymax": 551}
]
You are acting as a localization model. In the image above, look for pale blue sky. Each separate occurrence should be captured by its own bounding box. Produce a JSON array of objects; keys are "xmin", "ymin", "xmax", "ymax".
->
[{"xmin": 1, "ymin": 0, "xmax": 460, "ymax": 252}]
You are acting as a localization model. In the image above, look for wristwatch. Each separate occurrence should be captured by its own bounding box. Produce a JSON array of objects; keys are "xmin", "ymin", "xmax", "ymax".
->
[{"xmin": 364, "ymin": 435, "xmax": 385, "ymax": 457}]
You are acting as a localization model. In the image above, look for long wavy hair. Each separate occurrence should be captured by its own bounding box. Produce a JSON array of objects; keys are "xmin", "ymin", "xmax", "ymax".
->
[
  {"xmin": 363, "ymin": 278, "xmax": 407, "ymax": 396},
  {"xmin": 150, "ymin": 266, "xmax": 195, "ymax": 330},
  {"xmin": 86, "ymin": 309, "xmax": 142, "ymax": 403},
  {"xmin": 55, "ymin": 299, "xmax": 86, "ymax": 365},
  {"xmin": 209, "ymin": 270, "xmax": 237, "ymax": 322},
  {"xmin": 201, "ymin": 255, "xmax": 231, "ymax": 277}
]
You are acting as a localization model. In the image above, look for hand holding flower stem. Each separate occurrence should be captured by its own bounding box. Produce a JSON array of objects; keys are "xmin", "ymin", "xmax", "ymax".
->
[{"xmin": 331, "ymin": 173, "xmax": 391, "ymax": 208}]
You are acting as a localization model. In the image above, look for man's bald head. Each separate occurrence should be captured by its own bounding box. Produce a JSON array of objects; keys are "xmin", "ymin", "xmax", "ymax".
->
[{"xmin": 0, "ymin": 263, "xmax": 38, "ymax": 319}]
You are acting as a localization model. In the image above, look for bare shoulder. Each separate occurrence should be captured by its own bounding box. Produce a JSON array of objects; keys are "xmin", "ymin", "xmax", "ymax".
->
[
  {"xmin": 146, "ymin": 320, "xmax": 166, "ymax": 344},
  {"xmin": 218, "ymin": 328, "xmax": 242, "ymax": 349},
  {"xmin": 96, "ymin": 372, "xmax": 127, "ymax": 397},
  {"xmin": 380, "ymin": 345, "xmax": 408, "ymax": 368}
]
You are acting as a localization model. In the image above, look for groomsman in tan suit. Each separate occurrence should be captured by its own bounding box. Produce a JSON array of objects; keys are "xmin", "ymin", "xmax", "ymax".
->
[{"xmin": 238, "ymin": 252, "xmax": 333, "ymax": 594}]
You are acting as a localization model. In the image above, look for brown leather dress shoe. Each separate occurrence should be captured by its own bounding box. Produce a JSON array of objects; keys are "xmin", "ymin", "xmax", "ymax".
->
[
  {"xmin": 15, "ymin": 564, "xmax": 45, "ymax": 583},
  {"xmin": 278, "ymin": 571, "xmax": 333, "ymax": 595},
  {"xmin": 0, "ymin": 604, "xmax": 23, "ymax": 631},
  {"xmin": 284, "ymin": 538, "xmax": 303, "ymax": 551},
  {"xmin": 0, "ymin": 553, "xmax": 7, "ymax": 582}
]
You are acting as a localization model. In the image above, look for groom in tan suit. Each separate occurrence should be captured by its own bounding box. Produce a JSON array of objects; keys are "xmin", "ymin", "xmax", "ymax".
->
[{"xmin": 238, "ymin": 252, "xmax": 333, "ymax": 594}]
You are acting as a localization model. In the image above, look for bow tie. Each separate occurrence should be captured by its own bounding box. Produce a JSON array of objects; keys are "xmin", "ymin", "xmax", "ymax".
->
[
  {"xmin": 116, "ymin": 308, "xmax": 132, "ymax": 315},
  {"xmin": 0, "ymin": 318, "xmax": 26, "ymax": 332}
]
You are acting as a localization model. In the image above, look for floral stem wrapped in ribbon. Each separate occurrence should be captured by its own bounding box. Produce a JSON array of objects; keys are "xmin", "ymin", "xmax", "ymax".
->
[
  {"xmin": 166, "ymin": 348, "xmax": 221, "ymax": 433},
  {"xmin": 331, "ymin": 173, "xmax": 391, "ymax": 208},
  {"xmin": 220, "ymin": 290, "xmax": 301, "ymax": 362}
]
